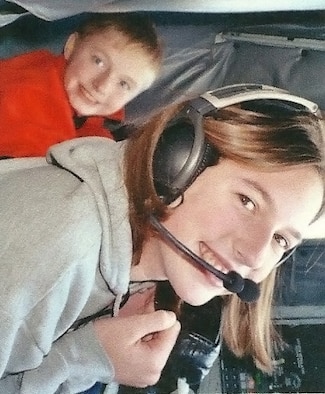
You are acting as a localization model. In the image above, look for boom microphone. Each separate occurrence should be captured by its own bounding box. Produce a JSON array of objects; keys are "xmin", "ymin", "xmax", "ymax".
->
[{"xmin": 150, "ymin": 215, "xmax": 260, "ymax": 303}]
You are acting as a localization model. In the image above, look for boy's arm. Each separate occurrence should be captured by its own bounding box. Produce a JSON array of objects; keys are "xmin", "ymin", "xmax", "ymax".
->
[{"xmin": 0, "ymin": 84, "xmax": 75, "ymax": 157}]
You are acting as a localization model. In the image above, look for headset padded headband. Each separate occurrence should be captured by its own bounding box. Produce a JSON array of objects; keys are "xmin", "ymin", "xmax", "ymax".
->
[{"xmin": 152, "ymin": 84, "xmax": 319, "ymax": 205}]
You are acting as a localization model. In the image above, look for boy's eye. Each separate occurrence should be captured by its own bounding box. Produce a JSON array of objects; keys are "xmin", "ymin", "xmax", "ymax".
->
[
  {"xmin": 239, "ymin": 194, "xmax": 255, "ymax": 211},
  {"xmin": 119, "ymin": 80, "xmax": 130, "ymax": 91},
  {"xmin": 93, "ymin": 56, "xmax": 103, "ymax": 65},
  {"xmin": 274, "ymin": 233, "xmax": 289, "ymax": 250}
]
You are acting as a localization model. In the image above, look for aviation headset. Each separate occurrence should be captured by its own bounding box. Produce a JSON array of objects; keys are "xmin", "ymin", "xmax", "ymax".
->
[{"xmin": 152, "ymin": 83, "xmax": 320, "ymax": 205}]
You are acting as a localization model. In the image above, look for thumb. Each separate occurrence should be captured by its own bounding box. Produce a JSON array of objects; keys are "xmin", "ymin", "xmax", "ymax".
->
[
  {"xmin": 140, "ymin": 312, "xmax": 181, "ymax": 368},
  {"xmin": 136, "ymin": 310, "xmax": 178, "ymax": 338}
]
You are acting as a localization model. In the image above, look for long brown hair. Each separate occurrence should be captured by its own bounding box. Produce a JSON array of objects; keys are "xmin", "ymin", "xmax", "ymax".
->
[{"xmin": 124, "ymin": 102, "xmax": 325, "ymax": 371}]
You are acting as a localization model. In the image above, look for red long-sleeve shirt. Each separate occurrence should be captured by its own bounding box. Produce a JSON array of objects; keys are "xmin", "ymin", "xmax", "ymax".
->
[{"xmin": 0, "ymin": 50, "xmax": 124, "ymax": 157}]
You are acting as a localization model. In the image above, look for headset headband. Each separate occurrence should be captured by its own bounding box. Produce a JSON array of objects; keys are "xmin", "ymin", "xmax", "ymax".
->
[
  {"xmin": 198, "ymin": 84, "xmax": 319, "ymax": 115},
  {"xmin": 153, "ymin": 83, "xmax": 320, "ymax": 203}
]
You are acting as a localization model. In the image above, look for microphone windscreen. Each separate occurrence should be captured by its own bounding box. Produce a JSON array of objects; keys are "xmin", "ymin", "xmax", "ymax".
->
[
  {"xmin": 223, "ymin": 271, "xmax": 244, "ymax": 294},
  {"xmin": 237, "ymin": 279, "xmax": 260, "ymax": 303}
]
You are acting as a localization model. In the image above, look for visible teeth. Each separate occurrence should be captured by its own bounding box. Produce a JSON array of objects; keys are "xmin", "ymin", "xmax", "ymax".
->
[
  {"xmin": 200, "ymin": 242, "xmax": 215, "ymax": 261},
  {"xmin": 199, "ymin": 242, "xmax": 224, "ymax": 272}
]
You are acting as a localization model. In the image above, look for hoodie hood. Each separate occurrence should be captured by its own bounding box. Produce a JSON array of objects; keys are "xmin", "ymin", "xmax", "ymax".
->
[{"xmin": 47, "ymin": 136, "xmax": 132, "ymax": 297}]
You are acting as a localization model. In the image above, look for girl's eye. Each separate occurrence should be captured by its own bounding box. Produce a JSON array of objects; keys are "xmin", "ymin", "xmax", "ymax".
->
[
  {"xmin": 239, "ymin": 194, "xmax": 255, "ymax": 212},
  {"xmin": 274, "ymin": 233, "xmax": 289, "ymax": 250}
]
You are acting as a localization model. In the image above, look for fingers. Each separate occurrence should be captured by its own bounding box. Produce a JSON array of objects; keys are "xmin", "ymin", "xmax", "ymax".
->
[
  {"xmin": 141, "ymin": 317, "xmax": 181, "ymax": 379},
  {"xmin": 93, "ymin": 310, "xmax": 181, "ymax": 387},
  {"xmin": 132, "ymin": 311, "xmax": 181, "ymax": 387},
  {"xmin": 142, "ymin": 313, "xmax": 181, "ymax": 349}
]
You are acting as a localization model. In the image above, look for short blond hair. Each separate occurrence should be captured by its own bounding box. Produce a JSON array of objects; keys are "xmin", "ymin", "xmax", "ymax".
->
[{"xmin": 76, "ymin": 13, "xmax": 163, "ymax": 71}]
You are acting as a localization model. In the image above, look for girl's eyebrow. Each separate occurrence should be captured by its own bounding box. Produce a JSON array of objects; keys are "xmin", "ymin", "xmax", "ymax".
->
[
  {"xmin": 241, "ymin": 178, "xmax": 273, "ymax": 205},
  {"xmin": 241, "ymin": 178, "xmax": 302, "ymax": 242}
]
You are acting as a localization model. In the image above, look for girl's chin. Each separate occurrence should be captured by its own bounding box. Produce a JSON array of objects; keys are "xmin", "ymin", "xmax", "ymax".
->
[
  {"xmin": 194, "ymin": 264, "xmax": 229, "ymax": 292},
  {"xmin": 180, "ymin": 287, "xmax": 228, "ymax": 306}
]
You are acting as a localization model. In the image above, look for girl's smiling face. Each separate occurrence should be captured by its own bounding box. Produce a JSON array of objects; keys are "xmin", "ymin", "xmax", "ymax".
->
[{"xmin": 137, "ymin": 158, "xmax": 323, "ymax": 306}]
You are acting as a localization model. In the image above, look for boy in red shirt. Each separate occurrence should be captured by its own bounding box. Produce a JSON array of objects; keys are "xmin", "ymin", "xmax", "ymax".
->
[{"xmin": 0, "ymin": 13, "xmax": 162, "ymax": 157}]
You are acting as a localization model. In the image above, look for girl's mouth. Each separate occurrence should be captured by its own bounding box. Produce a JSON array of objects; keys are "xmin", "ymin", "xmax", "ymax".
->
[
  {"xmin": 198, "ymin": 242, "xmax": 230, "ymax": 288},
  {"xmin": 199, "ymin": 242, "xmax": 229, "ymax": 275}
]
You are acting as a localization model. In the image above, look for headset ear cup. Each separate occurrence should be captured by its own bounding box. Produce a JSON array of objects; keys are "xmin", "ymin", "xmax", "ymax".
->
[
  {"xmin": 187, "ymin": 140, "xmax": 218, "ymax": 190},
  {"xmin": 153, "ymin": 121, "xmax": 194, "ymax": 202},
  {"xmin": 153, "ymin": 120, "xmax": 217, "ymax": 204}
]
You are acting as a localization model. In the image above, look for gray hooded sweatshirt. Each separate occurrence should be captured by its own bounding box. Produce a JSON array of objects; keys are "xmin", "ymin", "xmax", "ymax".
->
[{"xmin": 0, "ymin": 137, "xmax": 134, "ymax": 393}]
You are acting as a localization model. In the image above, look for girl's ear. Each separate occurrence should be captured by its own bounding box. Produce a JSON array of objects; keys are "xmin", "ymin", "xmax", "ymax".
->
[{"xmin": 63, "ymin": 32, "xmax": 79, "ymax": 60}]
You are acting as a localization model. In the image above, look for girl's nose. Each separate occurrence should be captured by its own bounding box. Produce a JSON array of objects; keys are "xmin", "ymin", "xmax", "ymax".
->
[{"xmin": 235, "ymin": 226, "xmax": 275, "ymax": 270}]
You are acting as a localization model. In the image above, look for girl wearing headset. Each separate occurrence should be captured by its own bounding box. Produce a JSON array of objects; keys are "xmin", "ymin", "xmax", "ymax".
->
[{"xmin": 0, "ymin": 85, "xmax": 324, "ymax": 393}]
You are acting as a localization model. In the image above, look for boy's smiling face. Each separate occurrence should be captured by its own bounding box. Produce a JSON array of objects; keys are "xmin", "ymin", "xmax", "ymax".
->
[{"xmin": 63, "ymin": 29, "xmax": 158, "ymax": 117}]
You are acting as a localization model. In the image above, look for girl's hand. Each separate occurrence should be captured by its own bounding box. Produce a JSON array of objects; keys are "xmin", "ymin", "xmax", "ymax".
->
[{"xmin": 93, "ymin": 310, "xmax": 181, "ymax": 387}]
